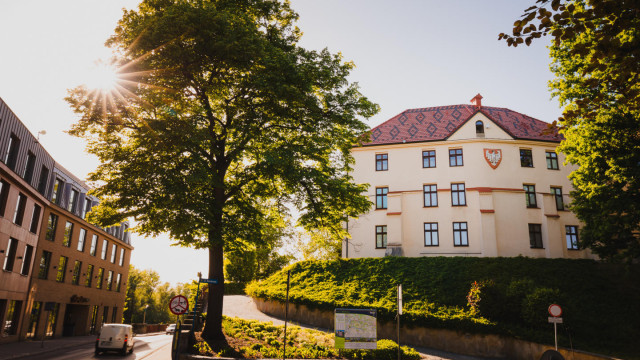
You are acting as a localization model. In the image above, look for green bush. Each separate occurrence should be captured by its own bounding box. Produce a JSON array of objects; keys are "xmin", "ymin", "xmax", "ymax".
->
[
  {"xmin": 341, "ymin": 339, "xmax": 421, "ymax": 360},
  {"xmin": 224, "ymin": 282, "xmax": 246, "ymax": 295},
  {"xmin": 246, "ymin": 257, "xmax": 640, "ymax": 359}
]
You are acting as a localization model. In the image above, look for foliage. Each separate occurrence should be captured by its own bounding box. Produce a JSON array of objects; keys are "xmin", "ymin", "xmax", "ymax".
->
[
  {"xmin": 66, "ymin": 0, "xmax": 377, "ymax": 341},
  {"xmin": 123, "ymin": 265, "xmax": 196, "ymax": 324},
  {"xmin": 193, "ymin": 316, "xmax": 419, "ymax": 359},
  {"xmin": 501, "ymin": 0, "xmax": 640, "ymax": 262},
  {"xmin": 297, "ymin": 227, "xmax": 344, "ymax": 261},
  {"xmin": 465, "ymin": 281, "xmax": 483, "ymax": 316},
  {"xmin": 246, "ymin": 257, "xmax": 640, "ymax": 358}
]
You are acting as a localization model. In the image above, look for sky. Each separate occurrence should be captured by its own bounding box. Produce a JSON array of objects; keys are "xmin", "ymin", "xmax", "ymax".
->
[{"xmin": 0, "ymin": 0, "xmax": 562, "ymax": 286}]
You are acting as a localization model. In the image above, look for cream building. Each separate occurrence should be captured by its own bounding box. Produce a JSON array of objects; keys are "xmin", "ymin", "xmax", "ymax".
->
[{"xmin": 345, "ymin": 95, "xmax": 594, "ymax": 260}]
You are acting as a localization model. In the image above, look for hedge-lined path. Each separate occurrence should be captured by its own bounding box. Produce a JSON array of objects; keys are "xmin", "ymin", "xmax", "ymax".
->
[{"xmin": 222, "ymin": 295, "xmax": 493, "ymax": 360}]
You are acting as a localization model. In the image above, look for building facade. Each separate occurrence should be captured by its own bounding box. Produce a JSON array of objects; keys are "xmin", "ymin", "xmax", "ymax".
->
[
  {"xmin": 345, "ymin": 95, "xmax": 594, "ymax": 260},
  {"xmin": 0, "ymin": 97, "xmax": 132, "ymax": 343}
]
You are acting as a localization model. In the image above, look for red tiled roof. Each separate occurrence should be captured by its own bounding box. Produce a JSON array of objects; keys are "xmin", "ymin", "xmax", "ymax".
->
[{"xmin": 362, "ymin": 104, "xmax": 562, "ymax": 146}]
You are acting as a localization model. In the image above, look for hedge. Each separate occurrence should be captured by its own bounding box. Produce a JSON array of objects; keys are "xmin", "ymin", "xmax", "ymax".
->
[{"xmin": 246, "ymin": 257, "xmax": 640, "ymax": 359}]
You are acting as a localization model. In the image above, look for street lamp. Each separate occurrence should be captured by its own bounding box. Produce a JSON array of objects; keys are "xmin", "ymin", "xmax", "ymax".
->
[{"xmin": 143, "ymin": 304, "xmax": 149, "ymax": 324}]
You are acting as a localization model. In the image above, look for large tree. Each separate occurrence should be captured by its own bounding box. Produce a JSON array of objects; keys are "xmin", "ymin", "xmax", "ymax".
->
[
  {"xmin": 500, "ymin": 0, "xmax": 640, "ymax": 262},
  {"xmin": 66, "ymin": 0, "xmax": 376, "ymax": 342}
]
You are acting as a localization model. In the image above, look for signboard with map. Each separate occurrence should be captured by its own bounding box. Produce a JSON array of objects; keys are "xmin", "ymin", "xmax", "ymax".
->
[{"xmin": 334, "ymin": 308, "xmax": 377, "ymax": 349}]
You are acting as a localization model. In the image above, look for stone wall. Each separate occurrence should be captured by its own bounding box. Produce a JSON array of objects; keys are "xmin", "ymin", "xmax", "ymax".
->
[{"xmin": 254, "ymin": 298, "xmax": 621, "ymax": 360}]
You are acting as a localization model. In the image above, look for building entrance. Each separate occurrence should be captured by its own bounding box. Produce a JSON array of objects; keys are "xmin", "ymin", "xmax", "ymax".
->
[{"xmin": 62, "ymin": 304, "xmax": 89, "ymax": 336}]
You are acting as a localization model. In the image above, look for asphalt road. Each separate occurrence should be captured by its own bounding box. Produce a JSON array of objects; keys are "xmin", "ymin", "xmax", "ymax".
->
[{"xmin": 24, "ymin": 334, "xmax": 173, "ymax": 360}]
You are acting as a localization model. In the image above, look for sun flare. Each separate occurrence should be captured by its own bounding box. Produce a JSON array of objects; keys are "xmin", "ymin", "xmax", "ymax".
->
[{"xmin": 84, "ymin": 60, "xmax": 119, "ymax": 91}]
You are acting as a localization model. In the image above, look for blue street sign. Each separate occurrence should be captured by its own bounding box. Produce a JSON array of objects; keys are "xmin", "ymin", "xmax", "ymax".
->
[{"xmin": 200, "ymin": 278, "xmax": 219, "ymax": 284}]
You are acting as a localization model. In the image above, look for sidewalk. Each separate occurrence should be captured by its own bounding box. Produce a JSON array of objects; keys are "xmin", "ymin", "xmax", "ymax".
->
[{"xmin": 0, "ymin": 332, "xmax": 162, "ymax": 360}]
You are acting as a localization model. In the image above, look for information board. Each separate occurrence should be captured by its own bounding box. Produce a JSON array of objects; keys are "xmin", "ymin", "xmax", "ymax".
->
[{"xmin": 334, "ymin": 308, "xmax": 377, "ymax": 349}]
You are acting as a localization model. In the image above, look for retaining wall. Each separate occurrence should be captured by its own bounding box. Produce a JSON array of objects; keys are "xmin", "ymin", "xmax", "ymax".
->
[{"xmin": 254, "ymin": 298, "xmax": 621, "ymax": 360}]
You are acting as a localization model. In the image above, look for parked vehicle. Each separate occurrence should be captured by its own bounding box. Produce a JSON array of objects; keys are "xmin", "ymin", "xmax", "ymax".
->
[
  {"xmin": 95, "ymin": 324, "xmax": 134, "ymax": 356},
  {"xmin": 166, "ymin": 324, "xmax": 176, "ymax": 335}
]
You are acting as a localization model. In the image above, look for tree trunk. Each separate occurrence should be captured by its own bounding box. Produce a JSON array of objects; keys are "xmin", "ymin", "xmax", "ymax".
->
[{"xmin": 201, "ymin": 240, "xmax": 225, "ymax": 341}]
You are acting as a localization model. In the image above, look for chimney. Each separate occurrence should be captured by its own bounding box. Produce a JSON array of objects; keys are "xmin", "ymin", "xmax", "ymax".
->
[{"xmin": 470, "ymin": 93, "xmax": 483, "ymax": 109}]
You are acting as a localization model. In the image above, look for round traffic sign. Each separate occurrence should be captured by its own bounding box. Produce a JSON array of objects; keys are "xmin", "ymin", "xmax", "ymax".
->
[
  {"xmin": 169, "ymin": 295, "xmax": 189, "ymax": 315},
  {"xmin": 548, "ymin": 304, "xmax": 562, "ymax": 317}
]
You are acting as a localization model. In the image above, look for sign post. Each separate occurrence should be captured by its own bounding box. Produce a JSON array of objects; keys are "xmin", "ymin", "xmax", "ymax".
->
[
  {"xmin": 548, "ymin": 304, "xmax": 563, "ymax": 350},
  {"xmin": 397, "ymin": 284, "xmax": 403, "ymax": 360},
  {"xmin": 283, "ymin": 270, "xmax": 290, "ymax": 360}
]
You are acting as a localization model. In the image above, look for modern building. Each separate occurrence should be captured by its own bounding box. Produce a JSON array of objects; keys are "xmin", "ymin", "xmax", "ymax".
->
[
  {"xmin": 345, "ymin": 94, "xmax": 594, "ymax": 260},
  {"xmin": 0, "ymin": 97, "xmax": 132, "ymax": 343}
]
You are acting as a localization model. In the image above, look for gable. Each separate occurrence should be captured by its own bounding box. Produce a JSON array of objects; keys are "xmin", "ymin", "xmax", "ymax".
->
[{"xmin": 447, "ymin": 112, "xmax": 514, "ymax": 141}]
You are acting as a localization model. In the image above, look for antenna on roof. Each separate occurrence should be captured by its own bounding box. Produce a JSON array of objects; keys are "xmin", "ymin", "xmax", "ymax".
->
[{"xmin": 36, "ymin": 130, "xmax": 47, "ymax": 142}]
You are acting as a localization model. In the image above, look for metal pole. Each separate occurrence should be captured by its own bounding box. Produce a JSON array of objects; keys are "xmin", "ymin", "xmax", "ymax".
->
[
  {"xmin": 397, "ymin": 284, "xmax": 401, "ymax": 360},
  {"xmin": 554, "ymin": 322, "xmax": 558, "ymax": 351},
  {"xmin": 283, "ymin": 270, "xmax": 290, "ymax": 360},
  {"xmin": 192, "ymin": 275, "xmax": 202, "ymax": 332}
]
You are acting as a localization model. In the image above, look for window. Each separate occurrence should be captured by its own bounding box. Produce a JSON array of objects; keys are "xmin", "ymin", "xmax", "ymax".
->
[
  {"xmin": 51, "ymin": 178, "xmax": 64, "ymax": 204},
  {"xmin": 106, "ymin": 270, "xmax": 114, "ymax": 291},
  {"xmin": 45, "ymin": 303, "xmax": 59, "ymax": 337},
  {"xmin": 551, "ymin": 187, "xmax": 564, "ymax": 211},
  {"xmin": 56, "ymin": 256, "xmax": 68, "ymax": 282},
  {"xmin": 376, "ymin": 187, "xmax": 388, "ymax": 209},
  {"xmin": 119, "ymin": 248, "xmax": 125, "ymax": 266},
  {"xmin": 423, "ymin": 184, "xmax": 438, "ymax": 207},
  {"xmin": 96, "ymin": 268, "xmax": 104, "ymax": 289},
  {"xmin": 116, "ymin": 273, "xmax": 122, "ymax": 292},
  {"xmin": 62, "ymin": 221, "xmax": 73, "ymax": 247},
  {"xmin": 422, "ymin": 150, "xmax": 436, "ymax": 168},
  {"xmin": 524, "ymin": 184, "xmax": 537, "ymax": 208},
  {"xmin": 37, "ymin": 166, "xmax": 49, "ymax": 194},
  {"xmin": 529, "ymin": 224, "xmax": 543, "ymax": 248},
  {"xmin": 3, "ymin": 238, "xmax": 18, "ymax": 271},
  {"xmin": 67, "ymin": 189, "xmax": 79, "ymax": 213},
  {"xmin": 90, "ymin": 235, "xmax": 98, "ymax": 256},
  {"xmin": 375, "ymin": 154, "xmax": 388, "ymax": 171},
  {"xmin": 111, "ymin": 307, "xmax": 118, "ymax": 323},
  {"xmin": 45, "ymin": 213, "xmax": 58, "ymax": 241},
  {"xmin": 566, "ymin": 226, "xmax": 579, "ymax": 250},
  {"xmin": 375, "ymin": 225, "xmax": 387, "ymax": 248},
  {"xmin": 2, "ymin": 300, "xmax": 22, "ymax": 336},
  {"xmin": 29, "ymin": 204, "xmax": 41, "ymax": 233},
  {"xmin": 25, "ymin": 301, "xmax": 41, "ymax": 339},
  {"xmin": 424, "ymin": 223, "xmax": 439, "ymax": 246},
  {"xmin": 520, "ymin": 149, "xmax": 533, "ymax": 167},
  {"xmin": 38, "ymin": 251, "xmax": 52, "ymax": 279},
  {"xmin": 71, "ymin": 261, "xmax": 82, "ymax": 285},
  {"xmin": 449, "ymin": 149, "xmax": 463, "ymax": 167},
  {"xmin": 475, "ymin": 120, "xmax": 484, "ymax": 134},
  {"xmin": 101, "ymin": 239, "xmax": 108, "ymax": 260},
  {"xmin": 110, "ymin": 244, "xmax": 117, "ymax": 263},
  {"xmin": 13, "ymin": 193, "xmax": 27, "ymax": 225},
  {"xmin": 0, "ymin": 179, "xmax": 10, "ymax": 217},
  {"xmin": 102, "ymin": 307, "xmax": 109, "ymax": 325},
  {"xmin": 77, "ymin": 228, "xmax": 87, "ymax": 252},
  {"xmin": 20, "ymin": 245, "xmax": 33, "ymax": 275},
  {"xmin": 453, "ymin": 222, "xmax": 469, "ymax": 246},
  {"xmin": 23, "ymin": 152, "xmax": 36, "ymax": 183},
  {"xmin": 451, "ymin": 183, "xmax": 466, "ymax": 206},
  {"xmin": 89, "ymin": 306, "xmax": 99, "ymax": 334},
  {"xmin": 81, "ymin": 198, "xmax": 92, "ymax": 219},
  {"xmin": 85, "ymin": 265, "xmax": 94, "ymax": 287},
  {"xmin": 546, "ymin": 151, "xmax": 559, "ymax": 170},
  {"xmin": 5, "ymin": 134, "xmax": 21, "ymax": 171}
]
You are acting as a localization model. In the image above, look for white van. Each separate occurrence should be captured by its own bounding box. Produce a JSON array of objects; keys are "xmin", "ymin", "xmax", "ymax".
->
[{"xmin": 95, "ymin": 323, "xmax": 134, "ymax": 355}]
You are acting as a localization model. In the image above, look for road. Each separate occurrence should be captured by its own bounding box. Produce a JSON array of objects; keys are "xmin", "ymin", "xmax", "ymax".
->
[{"xmin": 26, "ymin": 334, "xmax": 173, "ymax": 360}]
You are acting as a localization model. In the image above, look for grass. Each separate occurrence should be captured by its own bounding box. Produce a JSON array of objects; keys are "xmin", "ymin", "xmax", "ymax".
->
[{"xmin": 193, "ymin": 316, "xmax": 421, "ymax": 359}]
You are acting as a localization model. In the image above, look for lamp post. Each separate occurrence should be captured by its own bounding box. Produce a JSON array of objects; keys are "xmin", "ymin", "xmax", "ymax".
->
[{"xmin": 143, "ymin": 304, "xmax": 149, "ymax": 324}]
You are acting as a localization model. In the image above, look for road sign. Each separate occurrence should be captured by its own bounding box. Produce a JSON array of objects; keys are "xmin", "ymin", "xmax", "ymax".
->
[
  {"xmin": 548, "ymin": 317, "xmax": 563, "ymax": 323},
  {"xmin": 548, "ymin": 304, "xmax": 562, "ymax": 317},
  {"xmin": 200, "ymin": 278, "xmax": 219, "ymax": 284},
  {"xmin": 169, "ymin": 295, "xmax": 189, "ymax": 315}
]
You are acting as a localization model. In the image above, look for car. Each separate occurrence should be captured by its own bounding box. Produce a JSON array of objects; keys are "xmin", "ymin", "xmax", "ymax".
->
[
  {"xmin": 95, "ymin": 323, "xmax": 134, "ymax": 356},
  {"xmin": 166, "ymin": 324, "xmax": 176, "ymax": 335}
]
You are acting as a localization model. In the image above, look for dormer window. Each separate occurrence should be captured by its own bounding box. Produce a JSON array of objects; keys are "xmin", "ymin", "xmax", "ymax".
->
[{"xmin": 475, "ymin": 121, "xmax": 484, "ymax": 135}]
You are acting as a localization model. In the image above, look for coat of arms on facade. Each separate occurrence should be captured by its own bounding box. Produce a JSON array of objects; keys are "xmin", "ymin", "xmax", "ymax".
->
[{"xmin": 484, "ymin": 148, "xmax": 502, "ymax": 169}]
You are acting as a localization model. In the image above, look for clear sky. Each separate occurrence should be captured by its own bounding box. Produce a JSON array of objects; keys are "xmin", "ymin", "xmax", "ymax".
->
[{"xmin": 0, "ymin": 0, "xmax": 561, "ymax": 286}]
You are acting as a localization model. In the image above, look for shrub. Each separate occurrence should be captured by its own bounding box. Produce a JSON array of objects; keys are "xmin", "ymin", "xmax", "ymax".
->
[{"xmin": 341, "ymin": 339, "xmax": 421, "ymax": 360}]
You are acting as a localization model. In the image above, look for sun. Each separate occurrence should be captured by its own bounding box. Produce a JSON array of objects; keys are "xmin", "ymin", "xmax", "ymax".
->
[{"xmin": 84, "ymin": 60, "xmax": 119, "ymax": 92}]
